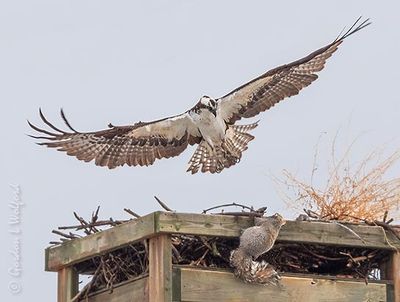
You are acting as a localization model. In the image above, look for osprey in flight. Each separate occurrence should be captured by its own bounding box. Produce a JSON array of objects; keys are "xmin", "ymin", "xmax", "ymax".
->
[{"xmin": 29, "ymin": 18, "xmax": 369, "ymax": 174}]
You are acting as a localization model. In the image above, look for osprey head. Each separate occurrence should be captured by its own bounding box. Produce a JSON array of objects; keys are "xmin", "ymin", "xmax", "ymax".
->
[{"xmin": 198, "ymin": 95, "xmax": 217, "ymax": 116}]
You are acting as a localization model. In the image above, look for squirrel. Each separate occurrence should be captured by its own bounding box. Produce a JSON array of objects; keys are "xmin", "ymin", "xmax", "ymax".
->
[{"xmin": 230, "ymin": 213, "xmax": 286, "ymax": 285}]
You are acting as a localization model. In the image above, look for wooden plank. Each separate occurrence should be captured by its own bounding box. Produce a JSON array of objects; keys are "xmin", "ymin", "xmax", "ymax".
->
[
  {"xmin": 279, "ymin": 220, "xmax": 400, "ymax": 249},
  {"xmin": 176, "ymin": 267, "xmax": 387, "ymax": 302},
  {"xmin": 46, "ymin": 212, "xmax": 155, "ymax": 272},
  {"xmin": 172, "ymin": 267, "xmax": 181, "ymax": 302},
  {"xmin": 86, "ymin": 276, "xmax": 149, "ymax": 302},
  {"xmin": 386, "ymin": 252, "xmax": 400, "ymax": 302},
  {"xmin": 149, "ymin": 234, "xmax": 172, "ymax": 302},
  {"xmin": 155, "ymin": 212, "xmax": 254, "ymax": 237},
  {"xmin": 46, "ymin": 212, "xmax": 400, "ymax": 273},
  {"xmin": 156, "ymin": 212, "xmax": 400, "ymax": 249},
  {"xmin": 57, "ymin": 266, "xmax": 78, "ymax": 302}
]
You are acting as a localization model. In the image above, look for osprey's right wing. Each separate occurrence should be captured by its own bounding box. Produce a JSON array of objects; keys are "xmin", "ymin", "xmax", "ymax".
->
[{"xmin": 28, "ymin": 109, "xmax": 202, "ymax": 169}]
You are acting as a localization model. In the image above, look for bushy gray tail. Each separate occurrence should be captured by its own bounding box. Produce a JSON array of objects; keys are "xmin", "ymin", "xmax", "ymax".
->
[{"xmin": 230, "ymin": 249, "xmax": 281, "ymax": 285}]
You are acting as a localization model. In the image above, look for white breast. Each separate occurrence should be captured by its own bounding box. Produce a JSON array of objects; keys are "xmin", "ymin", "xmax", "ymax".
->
[{"xmin": 189, "ymin": 109, "xmax": 226, "ymax": 147}]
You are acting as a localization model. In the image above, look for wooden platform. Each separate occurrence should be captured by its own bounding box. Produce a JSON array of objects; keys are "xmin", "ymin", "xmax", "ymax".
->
[
  {"xmin": 45, "ymin": 211, "xmax": 400, "ymax": 302},
  {"xmin": 82, "ymin": 267, "xmax": 392, "ymax": 302}
]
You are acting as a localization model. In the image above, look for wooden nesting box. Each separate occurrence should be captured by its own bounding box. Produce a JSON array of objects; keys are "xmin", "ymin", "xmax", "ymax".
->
[{"xmin": 45, "ymin": 212, "xmax": 400, "ymax": 302}]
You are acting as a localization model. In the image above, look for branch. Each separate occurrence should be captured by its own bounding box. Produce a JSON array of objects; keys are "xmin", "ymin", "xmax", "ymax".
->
[
  {"xmin": 202, "ymin": 202, "xmax": 258, "ymax": 213},
  {"xmin": 124, "ymin": 208, "xmax": 141, "ymax": 218},
  {"xmin": 154, "ymin": 196, "xmax": 173, "ymax": 212}
]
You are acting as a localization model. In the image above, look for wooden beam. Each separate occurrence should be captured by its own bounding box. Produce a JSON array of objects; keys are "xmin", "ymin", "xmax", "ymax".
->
[
  {"xmin": 279, "ymin": 219, "xmax": 399, "ymax": 249},
  {"xmin": 155, "ymin": 212, "xmax": 253, "ymax": 237},
  {"xmin": 57, "ymin": 266, "xmax": 78, "ymax": 302},
  {"xmin": 86, "ymin": 276, "xmax": 149, "ymax": 302},
  {"xmin": 175, "ymin": 267, "xmax": 388, "ymax": 302},
  {"xmin": 172, "ymin": 267, "xmax": 181, "ymax": 302},
  {"xmin": 45, "ymin": 212, "xmax": 400, "ymax": 273},
  {"xmin": 155, "ymin": 212, "xmax": 400, "ymax": 249},
  {"xmin": 149, "ymin": 234, "xmax": 172, "ymax": 302},
  {"xmin": 46, "ymin": 212, "xmax": 155, "ymax": 271},
  {"xmin": 386, "ymin": 252, "xmax": 400, "ymax": 302}
]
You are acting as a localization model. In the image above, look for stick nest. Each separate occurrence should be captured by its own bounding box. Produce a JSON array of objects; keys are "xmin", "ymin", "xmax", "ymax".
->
[{"xmin": 49, "ymin": 201, "xmax": 397, "ymax": 301}]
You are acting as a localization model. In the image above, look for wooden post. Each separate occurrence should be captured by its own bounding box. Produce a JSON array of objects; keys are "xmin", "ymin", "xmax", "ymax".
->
[
  {"xmin": 386, "ymin": 252, "xmax": 400, "ymax": 302},
  {"xmin": 149, "ymin": 234, "xmax": 172, "ymax": 302},
  {"xmin": 57, "ymin": 266, "xmax": 79, "ymax": 302}
]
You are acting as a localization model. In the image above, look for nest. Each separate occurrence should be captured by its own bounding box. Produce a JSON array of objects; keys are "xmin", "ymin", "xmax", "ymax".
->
[
  {"xmin": 49, "ymin": 200, "xmax": 398, "ymax": 301},
  {"xmin": 72, "ymin": 235, "xmax": 390, "ymax": 300}
]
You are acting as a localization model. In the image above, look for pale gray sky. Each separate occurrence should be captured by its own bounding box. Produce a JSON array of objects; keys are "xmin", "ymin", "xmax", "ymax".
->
[{"xmin": 1, "ymin": 0, "xmax": 399, "ymax": 301}]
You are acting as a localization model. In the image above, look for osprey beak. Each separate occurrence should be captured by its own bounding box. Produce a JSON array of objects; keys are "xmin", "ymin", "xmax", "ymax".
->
[{"xmin": 210, "ymin": 107, "xmax": 217, "ymax": 117}]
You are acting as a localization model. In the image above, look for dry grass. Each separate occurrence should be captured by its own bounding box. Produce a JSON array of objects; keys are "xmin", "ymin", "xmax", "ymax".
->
[{"xmin": 278, "ymin": 137, "xmax": 400, "ymax": 222}]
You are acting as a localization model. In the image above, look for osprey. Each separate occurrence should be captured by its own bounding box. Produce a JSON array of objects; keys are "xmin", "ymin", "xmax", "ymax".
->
[{"xmin": 29, "ymin": 18, "xmax": 370, "ymax": 174}]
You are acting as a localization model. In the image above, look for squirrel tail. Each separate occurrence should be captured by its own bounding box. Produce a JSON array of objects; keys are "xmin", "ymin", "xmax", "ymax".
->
[
  {"xmin": 230, "ymin": 249, "xmax": 252, "ymax": 281},
  {"xmin": 230, "ymin": 248, "xmax": 281, "ymax": 285}
]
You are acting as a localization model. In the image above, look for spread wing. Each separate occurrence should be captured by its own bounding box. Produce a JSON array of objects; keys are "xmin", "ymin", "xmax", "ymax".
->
[
  {"xmin": 217, "ymin": 17, "xmax": 370, "ymax": 124},
  {"xmin": 28, "ymin": 109, "xmax": 201, "ymax": 169}
]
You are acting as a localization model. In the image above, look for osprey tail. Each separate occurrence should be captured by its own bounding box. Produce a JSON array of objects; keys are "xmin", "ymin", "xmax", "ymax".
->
[{"xmin": 186, "ymin": 121, "xmax": 258, "ymax": 174}]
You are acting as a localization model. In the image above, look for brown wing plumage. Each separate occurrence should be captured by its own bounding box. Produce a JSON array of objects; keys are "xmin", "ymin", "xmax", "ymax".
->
[
  {"xmin": 217, "ymin": 17, "xmax": 370, "ymax": 124},
  {"xmin": 28, "ymin": 109, "xmax": 201, "ymax": 169}
]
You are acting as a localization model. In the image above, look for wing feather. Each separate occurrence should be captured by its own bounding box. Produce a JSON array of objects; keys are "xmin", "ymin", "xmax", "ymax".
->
[
  {"xmin": 217, "ymin": 18, "xmax": 370, "ymax": 124},
  {"xmin": 28, "ymin": 109, "xmax": 201, "ymax": 169}
]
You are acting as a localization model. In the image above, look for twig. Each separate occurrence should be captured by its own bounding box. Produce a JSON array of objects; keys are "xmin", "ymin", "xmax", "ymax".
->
[
  {"xmin": 303, "ymin": 208, "xmax": 320, "ymax": 219},
  {"xmin": 92, "ymin": 206, "xmax": 100, "ymax": 223},
  {"xmin": 124, "ymin": 208, "xmax": 141, "ymax": 218},
  {"xmin": 369, "ymin": 221, "xmax": 400, "ymax": 241},
  {"xmin": 73, "ymin": 212, "xmax": 93, "ymax": 235},
  {"xmin": 255, "ymin": 206, "xmax": 268, "ymax": 214},
  {"xmin": 333, "ymin": 221, "xmax": 367, "ymax": 244},
  {"xmin": 343, "ymin": 214, "xmax": 400, "ymax": 242},
  {"xmin": 71, "ymin": 264, "xmax": 102, "ymax": 302},
  {"xmin": 154, "ymin": 196, "xmax": 173, "ymax": 212},
  {"xmin": 51, "ymin": 230, "xmax": 79, "ymax": 239},
  {"xmin": 216, "ymin": 211, "xmax": 264, "ymax": 217},
  {"xmin": 202, "ymin": 202, "xmax": 256, "ymax": 213},
  {"xmin": 58, "ymin": 220, "xmax": 127, "ymax": 231},
  {"xmin": 383, "ymin": 211, "xmax": 388, "ymax": 223}
]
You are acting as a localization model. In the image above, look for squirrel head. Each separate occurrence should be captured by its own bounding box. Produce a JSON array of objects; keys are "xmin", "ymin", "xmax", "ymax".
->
[
  {"xmin": 254, "ymin": 213, "xmax": 286, "ymax": 229},
  {"xmin": 269, "ymin": 213, "xmax": 286, "ymax": 229}
]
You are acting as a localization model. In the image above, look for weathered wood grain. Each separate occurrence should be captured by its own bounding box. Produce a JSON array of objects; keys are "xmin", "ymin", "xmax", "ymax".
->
[
  {"xmin": 57, "ymin": 266, "xmax": 78, "ymax": 302},
  {"xmin": 46, "ymin": 212, "xmax": 155, "ymax": 271},
  {"xmin": 86, "ymin": 276, "xmax": 149, "ymax": 302},
  {"xmin": 149, "ymin": 234, "xmax": 172, "ymax": 302},
  {"xmin": 176, "ymin": 267, "xmax": 388, "ymax": 302},
  {"xmin": 386, "ymin": 252, "xmax": 400, "ymax": 302},
  {"xmin": 279, "ymin": 220, "xmax": 400, "ymax": 249},
  {"xmin": 155, "ymin": 212, "xmax": 253, "ymax": 237},
  {"xmin": 156, "ymin": 212, "xmax": 400, "ymax": 249}
]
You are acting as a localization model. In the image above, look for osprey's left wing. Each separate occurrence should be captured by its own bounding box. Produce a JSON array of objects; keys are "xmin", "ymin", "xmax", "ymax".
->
[
  {"xmin": 28, "ymin": 109, "xmax": 201, "ymax": 169},
  {"xmin": 217, "ymin": 18, "xmax": 370, "ymax": 124}
]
